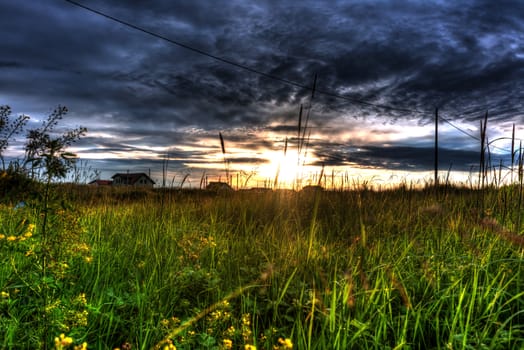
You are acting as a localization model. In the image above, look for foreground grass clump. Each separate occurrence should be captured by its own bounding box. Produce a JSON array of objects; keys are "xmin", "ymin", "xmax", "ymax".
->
[{"xmin": 1, "ymin": 186, "xmax": 524, "ymax": 349}]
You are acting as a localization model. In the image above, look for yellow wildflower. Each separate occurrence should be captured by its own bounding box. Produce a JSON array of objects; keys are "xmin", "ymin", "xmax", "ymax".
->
[
  {"xmin": 7, "ymin": 236, "xmax": 16, "ymax": 242},
  {"xmin": 0, "ymin": 234, "xmax": 5, "ymax": 240},
  {"xmin": 74, "ymin": 342, "xmax": 88, "ymax": 350},
  {"xmin": 73, "ymin": 310, "xmax": 89, "ymax": 327},
  {"xmin": 75, "ymin": 293, "xmax": 87, "ymax": 305},
  {"xmin": 278, "ymin": 338, "xmax": 293, "ymax": 349},
  {"xmin": 223, "ymin": 339, "xmax": 233, "ymax": 349},
  {"xmin": 1, "ymin": 291, "xmax": 9, "ymax": 298},
  {"xmin": 206, "ymin": 236, "xmax": 217, "ymax": 248},
  {"xmin": 76, "ymin": 242, "xmax": 90, "ymax": 252},
  {"xmin": 163, "ymin": 341, "xmax": 177, "ymax": 350},
  {"xmin": 242, "ymin": 313, "xmax": 251, "ymax": 326},
  {"xmin": 225, "ymin": 325, "xmax": 236, "ymax": 337},
  {"xmin": 54, "ymin": 333, "xmax": 73, "ymax": 348},
  {"xmin": 241, "ymin": 313, "xmax": 252, "ymax": 342},
  {"xmin": 244, "ymin": 345, "xmax": 257, "ymax": 350}
]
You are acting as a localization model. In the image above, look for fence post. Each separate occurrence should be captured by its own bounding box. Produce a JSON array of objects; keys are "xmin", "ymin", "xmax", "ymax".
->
[{"xmin": 434, "ymin": 107, "xmax": 439, "ymax": 187}]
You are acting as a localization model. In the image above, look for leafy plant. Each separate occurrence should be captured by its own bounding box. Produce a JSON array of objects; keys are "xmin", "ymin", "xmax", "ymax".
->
[
  {"xmin": 24, "ymin": 105, "xmax": 86, "ymax": 181},
  {"xmin": 0, "ymin": 105, "xmax": 29, "ymax": 171}
]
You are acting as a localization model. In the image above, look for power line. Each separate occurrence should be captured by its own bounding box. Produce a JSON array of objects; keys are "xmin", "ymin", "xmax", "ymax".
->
[
  {"xmin": 63, "ymin": 0, "xmax": 427, "ymax": 115},
  {"xmin": 439, "ymin": 116, "xmax": 480, "ymax": 141},
  {"xmin": 440, "ymin": 115, "xmax": 520, "ymax": 154}
]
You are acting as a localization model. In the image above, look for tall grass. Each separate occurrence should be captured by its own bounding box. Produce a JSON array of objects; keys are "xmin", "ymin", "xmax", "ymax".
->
[
  {"xmin": 1, "ymin": 186, "xmax": 523, "ymax": 349},
  {"xmin": 219, "ymin": 132, "xmax": 229, "ymax": 185}
]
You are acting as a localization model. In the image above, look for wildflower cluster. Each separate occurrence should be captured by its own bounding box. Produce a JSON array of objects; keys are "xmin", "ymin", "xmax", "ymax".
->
[
  {"xmin": 158, "ymin": 315, "xmax": 197, "ymax": 347},
  {"xmin": 222, "ymin": 338, "xmax": 233, "ymax": 349},
  {"xmin": 67, "ymin": 293, "xmax": 89, "ymax": 328},
  {"xmin": 0, "ymin": 220, "xmax": 35, "ymax": 245},
  {"xmin": 45, "ymin": 208, "xmax": 92, "ymax": 264},
  {"xmin": 177, "ymin": 234, "xmax": 217, "ymax": 266},
  {"xmin": 163, "ymin": 339, "xmax": 177, "ymax": 350},
  {"xmin": 207, "ymin": 300, "xmax": 232, "ymax": 325},
  {"xmin": 53, "ymin": 333, "xmax": 87, "ymax": 350},
  {"xmin": 44, "ymin": 291, "xmax": 90, "ymax": 333},
  {"xmin": 257, "ymin": 327, "xmax": 294, "ymax": 349},
  {"xmin": 207, "ymin": 302, "xmax": 256, "ymax": 348},
  {"xmin": 157, "ymin": 300, "xmax": 292, "ymax": 350},
  {"xmin": 160, "ymin": 316, "xmax": 182, "ymax": 332},
  {"xmin": 54, "ymin": 333, "xmax": 73, "ymax": 349},
  {"xmin": 274, "ymin": 337, "xmax": 293, "ymax": 349},
  {"xmin": 241, "ymin": 313, "xmax": 253, "ymax": 343},
  {"xmin": 190, "ymin": 300, "xmax": 234, "ymax": 347},
  {"xmin": 0, "ymin": 197, "xmax": 92, "ymax": 345}
]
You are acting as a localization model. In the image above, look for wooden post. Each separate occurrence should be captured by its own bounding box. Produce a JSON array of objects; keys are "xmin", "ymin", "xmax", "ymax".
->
[
  {"xmin": 434, "ymin": 107, "xmax": 439, "ymax": 187},
  {"xmin": 479, "ymin": 111, "xmax": 488, "ymax": 190},
  {"xmin": 511, "ymin": 123, "xmax": 515, "ymax": 183}
]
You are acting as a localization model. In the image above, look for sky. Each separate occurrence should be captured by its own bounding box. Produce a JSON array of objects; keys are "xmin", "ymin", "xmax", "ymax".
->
[{"xmin": 1, "ymin": 0, "xmax": 523, "ymax": 189}]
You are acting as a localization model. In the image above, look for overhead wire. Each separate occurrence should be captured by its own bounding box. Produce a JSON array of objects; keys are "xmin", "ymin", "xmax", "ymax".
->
[
  {"xmin": 439, "ymin": 116, "xmax": 480, "ymax": 141},
  {"xmin": 439, "ymin": 115, "xmax": 521, "ymax": 154}
]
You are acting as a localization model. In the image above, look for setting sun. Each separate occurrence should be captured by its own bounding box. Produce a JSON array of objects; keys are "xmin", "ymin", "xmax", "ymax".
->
[{"xmin": 257, "ymin": 148, "xmax": 321, "ymax": 189}]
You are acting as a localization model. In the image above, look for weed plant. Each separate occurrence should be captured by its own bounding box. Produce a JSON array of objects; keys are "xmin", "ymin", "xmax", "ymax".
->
[{"xmin": 0, "ymin": 185, "xmax": 523, "ymax": 349}]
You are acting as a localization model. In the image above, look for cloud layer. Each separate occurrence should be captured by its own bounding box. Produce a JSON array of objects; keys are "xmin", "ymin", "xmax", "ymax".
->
[{"xmin": 1, "ymin": 0, "xmax": 523, "ymax": 186}]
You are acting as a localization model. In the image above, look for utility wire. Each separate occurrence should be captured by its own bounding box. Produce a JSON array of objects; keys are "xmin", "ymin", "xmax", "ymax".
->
[
  {"xmin": 439, "ymin": 116, "xmax": 480, "ymax": 141},
  {"xmin": 440, "ymin": 115, "xmax": 518, "ymax": 154}
]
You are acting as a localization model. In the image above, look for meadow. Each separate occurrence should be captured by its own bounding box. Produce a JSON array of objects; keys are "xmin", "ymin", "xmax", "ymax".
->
[{"xmin": 1, "ymin": 184, "xmax": 523, "ymax": 349}]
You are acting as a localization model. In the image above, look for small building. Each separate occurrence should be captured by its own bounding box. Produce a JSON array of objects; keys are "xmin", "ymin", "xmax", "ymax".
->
[
  {"xmin": 111, "ymin": 173, "xmax": 155, "ymax": 187},
  {"xmin": 301, "ymin": 185, "xmax": 324, "ymax": 193},
  {"xmin": 245, "ymin": 187, "xmax": 272, "ymax": 193},
  {"xmin": 88, "ymin": 179, "xmax": 113, "ymax": 186},
  {"xmin": 206, "ymin": 181, "xmax": 234, "ymax": 192}
]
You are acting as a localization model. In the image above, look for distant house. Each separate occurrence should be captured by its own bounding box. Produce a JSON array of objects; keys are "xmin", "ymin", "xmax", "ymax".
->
[
  {"xmin": 301, "ymin": 185, "xmax": 324, "ymax": 193},
  {"xmin": 206, "ymin": 181, "xmax": 234, "ymax": 192},
  {"xmin": 111, "ymin": 173, "xmax": 155, "ymax": 187},
  {"xmin": 88, "ymin": 179, "xmax": 113, "ymax": 186},
  {"xmin": 245, "ymin": 187, "xmax": 272, "ymax": 193}
]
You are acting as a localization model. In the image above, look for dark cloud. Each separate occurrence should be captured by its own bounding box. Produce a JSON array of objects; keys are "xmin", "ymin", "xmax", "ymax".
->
[
  {"xmin": 314, "ymin": 145, "xmax": 487, "ymax": 172},
  {"xmin": 1, "ymin": 0, "xmax": 522, "ymax": 185}
]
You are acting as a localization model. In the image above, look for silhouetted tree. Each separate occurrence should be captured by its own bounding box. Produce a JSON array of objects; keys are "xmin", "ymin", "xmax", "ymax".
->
[{"xmin": 0, "ymin": 104, "xmax": 87, "ymax": 202}]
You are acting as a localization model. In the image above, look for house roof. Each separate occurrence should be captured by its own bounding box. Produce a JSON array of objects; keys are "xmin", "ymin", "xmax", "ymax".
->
[
  {"xmin": 206, "ymin": 181, "xmax": 234, "ymax": 191},
  {"xmin": 88, "ymin": 179, "xmax": 113, "ymax": 185},
  {"xmin": 111, "ymin": 172, "xmax": 155, "ymax": 185}
]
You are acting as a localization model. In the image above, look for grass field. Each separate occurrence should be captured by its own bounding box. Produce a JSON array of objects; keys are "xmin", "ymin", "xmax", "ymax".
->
[{"xmin": 1, "ymin": 184, "xmax": 523, "ymax": 349}]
